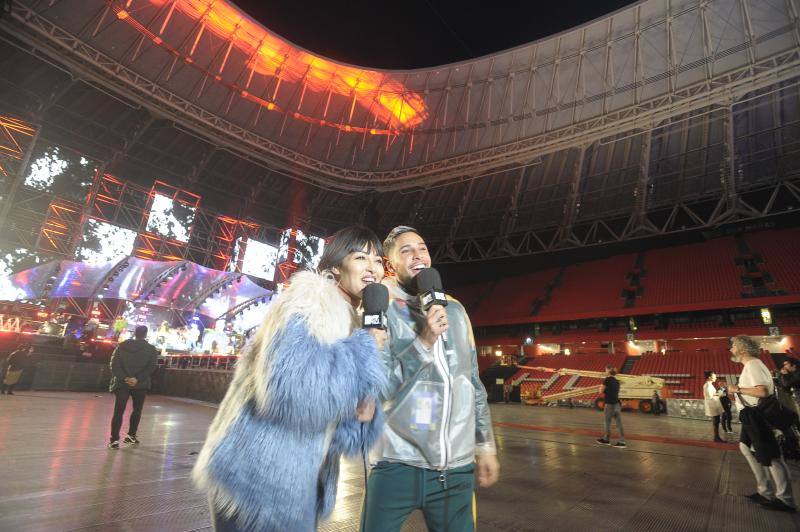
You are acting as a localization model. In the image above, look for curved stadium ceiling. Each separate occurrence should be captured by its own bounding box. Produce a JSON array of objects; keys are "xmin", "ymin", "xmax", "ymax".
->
[
  {"xmin": 0, "ymin": 0, "xmax": 799, "ymax": 262},
  {"xmin": 2, "ymin": 0, "xmax": 797, "ymax": 191}
]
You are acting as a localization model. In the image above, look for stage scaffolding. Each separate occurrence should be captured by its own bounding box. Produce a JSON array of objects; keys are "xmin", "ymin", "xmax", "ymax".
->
[{"xmin": 0, "ymin": 116, "xmax": 279, "ymax": 294}]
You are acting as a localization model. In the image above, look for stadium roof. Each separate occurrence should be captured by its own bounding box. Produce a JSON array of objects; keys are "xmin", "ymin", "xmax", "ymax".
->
[{"xmin": 1, "ymin": 0, "xmax": 799, "ymax": 261}]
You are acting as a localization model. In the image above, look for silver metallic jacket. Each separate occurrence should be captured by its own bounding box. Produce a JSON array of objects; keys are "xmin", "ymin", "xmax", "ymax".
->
[{"xmin": 372, "ymin": 278, "xmax": 497, "ymax": 470}]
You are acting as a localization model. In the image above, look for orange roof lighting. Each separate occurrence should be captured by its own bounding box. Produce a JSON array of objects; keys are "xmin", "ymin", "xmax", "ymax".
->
[{"xmin": 137, "ymin": 0, "xmax": 427, "ymax": 132}]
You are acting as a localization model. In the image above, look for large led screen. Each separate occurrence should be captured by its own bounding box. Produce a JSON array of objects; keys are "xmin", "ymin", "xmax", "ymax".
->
[
  {"xmin": 24, "ymin": 144, "xmax": 96, "ymax": 203},
  {"xmin": 75, "ymin": 219, "xmax": 137, "ymax": 265},
  {"xmin": 277, "ymin": 229, "xmax": 325, "ymax": 269},
  {"xmin": 146, "ymin": 193, "xmax": 196, "ymax": 243},
  {"xmin": 240, "ymin": 238, "xmax": 278, "ymax": 281}
]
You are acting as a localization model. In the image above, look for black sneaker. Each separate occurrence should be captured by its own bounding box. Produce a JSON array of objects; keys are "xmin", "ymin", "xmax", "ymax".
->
[
  {"xmin": 596, "ymin": 438, "xmax": 610, "ymax": 445},
  {"xmin": 764, "ymin": 500, "xmax": 797, "ymax": 513},
  {"xmin": 744, "ymin": 493, "xmax": 773, "ymax": 505},
  {"xmin": 108, "ymin": 440, "xmax": 120, "ymax": 449},
  {"xmin": 613, "ymin": 441, "xmax": 627, "ymax": 448},
  {"xmin": 123, "ymin": 434, "xmax": 140, "ymax": 445}
]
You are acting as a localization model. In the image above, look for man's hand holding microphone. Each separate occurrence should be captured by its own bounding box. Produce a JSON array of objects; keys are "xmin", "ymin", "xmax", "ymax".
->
[
  {"xmin": 415, "ymin": 268, "xmax": 500, "ymax": 488},
  {"xmin": 415, "ymin": 268, "xmax": 449, "ymax": 349}
]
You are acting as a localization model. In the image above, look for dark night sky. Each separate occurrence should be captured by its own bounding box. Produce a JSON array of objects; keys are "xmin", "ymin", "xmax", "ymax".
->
[{"xmin": 233, "ymin": 1, "xmax": 640, "ymax": 69}]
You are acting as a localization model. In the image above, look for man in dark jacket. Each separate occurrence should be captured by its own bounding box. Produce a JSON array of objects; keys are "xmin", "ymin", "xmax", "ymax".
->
[
  {"xmin": 779, "ymin": 357, "xmax": 800, "ymax": 412},
  {"xmin": 1, "ymin": 344, "xmax": 33, "ymax": 395},
  {"xmin": 108, "ymin": 325, "xmax": 159, "ymax": 449}
]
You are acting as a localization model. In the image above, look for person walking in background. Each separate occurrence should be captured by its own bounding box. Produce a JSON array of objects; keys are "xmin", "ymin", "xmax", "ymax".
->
[
  {"xmin": 729, "ymin": 335, "xmax": 796, "ymax": 513},
  {"xmin": 652, "ymin": 390, "xmax": 664, "ymax": 416},
  {"xmin": 718, "ymin": 380, "xmax": 734, "ymax": 434},
  {"xmin": 779, "ymin": 357, "xmax": 800, "ymax": 415},
  {"xmin": 1, "ymin": 344, "xmax": 33, "ymax": 395},
  {"xmin": 703, "ymin": 371, "xmax": 726, "ymax": 442},
  {"xmin": 108, "ymin": 325, "xmax": 159, "ymax": 449},
  {"xmin": 596, "ymin": 365, "xmax": 626, "ymax": 448},
  {"xmin": 503, "ymin": 381, "xmax": 512, "ymax": 404}
]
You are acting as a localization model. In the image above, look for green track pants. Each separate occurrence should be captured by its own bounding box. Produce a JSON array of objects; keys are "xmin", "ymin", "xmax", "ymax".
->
[{"xmin": 360, "ymin": 461, "xmax": 476, "ymax": 532}]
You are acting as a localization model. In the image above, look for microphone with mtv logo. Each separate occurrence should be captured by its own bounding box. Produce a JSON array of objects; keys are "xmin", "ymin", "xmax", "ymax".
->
[{"xmin": 362, "ymin": 283, "xmax": 389, "ymax": 330}]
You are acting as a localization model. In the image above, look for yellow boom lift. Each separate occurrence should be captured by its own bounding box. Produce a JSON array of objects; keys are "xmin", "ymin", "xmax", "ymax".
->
[{"xmin": 519, "ymin": 366, "xmax": 665, "ymax": 413}]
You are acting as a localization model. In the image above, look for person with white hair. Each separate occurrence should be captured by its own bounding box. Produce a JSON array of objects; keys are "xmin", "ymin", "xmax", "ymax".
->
[{"xmin": 728, "ymin": 335, "xmax": 796, "ymax": 513}]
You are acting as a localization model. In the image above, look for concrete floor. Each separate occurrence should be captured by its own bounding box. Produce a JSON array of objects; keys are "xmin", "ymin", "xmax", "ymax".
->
[{"xmin": 1, "ymin": 392, "xmax": 798, "ymax": 531}]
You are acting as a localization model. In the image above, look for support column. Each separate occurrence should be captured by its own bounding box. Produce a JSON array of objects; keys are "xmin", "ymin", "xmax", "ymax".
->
[
  {"xmin": 720, "ymin": 105, "xmax": 738, "ymax": 216},
  {"xmin": 0, "ymin": 128, "xmax": 39, "ymax": 236},
  {"xmin": 557, "ymin": 146, "xmax": 587, "ymax": 245},
  {"xmin": 443, "ymin": 180, "xmax": 476, "ymax": 261},
  {"xmin": 493, "ymin": 165, "xmax": 526, "ymax": 256},
  {"xmin": 626, "ymin": 130, "xmax": 654, "ymax": 236}
]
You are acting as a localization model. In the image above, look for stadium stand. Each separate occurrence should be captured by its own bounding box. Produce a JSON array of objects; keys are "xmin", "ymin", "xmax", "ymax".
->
[
  {"xmin": 745, "ymin": 227, "xmax": 800, "ymax": 294},
  {"xmin": 537, "ymin": 254, "xmax": 636, "ymax": 318},
  {"xmin": 636, "ymin": 237, "xmax": 742, "ymax": 307},
  {"xmin": 511, "ymin": 348, "xmax": 782, "ymax": 402},
  {"xmin": 626, "ymin": 350, "xmax": 776, "ymax": 398},
  {"xmin": 454, "ymin": 232, "xmax": 800, "ymax": 327},
  {"xmin": 459, "ymin": 268, "xmax": 560, "ymax": 325}
]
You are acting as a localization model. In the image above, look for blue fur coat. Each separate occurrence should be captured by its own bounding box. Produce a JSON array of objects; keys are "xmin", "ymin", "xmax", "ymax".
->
[{"xmin": 192, "ymin": 272, "xmax": 387, "ymax": 531}]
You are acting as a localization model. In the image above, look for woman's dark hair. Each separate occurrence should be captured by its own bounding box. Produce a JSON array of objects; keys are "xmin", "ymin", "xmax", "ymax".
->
[
  {"xmin": 704, "ymin": 370, "xmax": 715, "ymax": 380},
  {"xmin": 317, "ymin": 225, "xmax": 384, "ymax": 273}
]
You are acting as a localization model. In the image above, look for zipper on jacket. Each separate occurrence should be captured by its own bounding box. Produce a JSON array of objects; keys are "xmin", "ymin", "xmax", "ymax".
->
[{"xmin": 434, "ymin": 335, "xmax": 453, "ymax": 473}]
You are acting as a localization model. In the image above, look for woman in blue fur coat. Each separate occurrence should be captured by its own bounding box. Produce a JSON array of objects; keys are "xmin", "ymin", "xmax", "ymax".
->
[{"xmin": 193, "ymin": 226, "xmax": 388, "ymax": 531}]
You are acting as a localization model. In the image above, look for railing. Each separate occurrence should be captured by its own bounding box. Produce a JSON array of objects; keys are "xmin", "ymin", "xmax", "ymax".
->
[{"xmin": 159, "ymin": 354, "xmax": 239, "ymax": 371}]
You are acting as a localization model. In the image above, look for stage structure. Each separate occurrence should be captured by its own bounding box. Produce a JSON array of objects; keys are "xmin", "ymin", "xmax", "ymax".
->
[
  {"xmin": 0, "ymin": 0, "xmax": 798, "ymax": 265},
  {"xmin": 0, "ymin": 121, "xmax": 282, "ymax": 274},
  {"xmin": 0, "ymin": 257, "xmax": 273, "ymax": 324}
]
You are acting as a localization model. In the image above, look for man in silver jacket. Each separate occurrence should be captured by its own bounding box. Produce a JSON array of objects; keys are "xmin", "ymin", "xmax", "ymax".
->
[{"xmin": 361, "ymin": 226, "xmax": 499, "ymax": 532}]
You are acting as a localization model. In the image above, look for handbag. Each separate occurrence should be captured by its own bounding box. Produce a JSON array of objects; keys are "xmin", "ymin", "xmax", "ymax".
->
[
  {"xmin": 736, "ymin": 392, "xmax": 798, "ymax": 432},
  {"xmin": 757, "ymin": 393, "xmax": 798, "ymax": 431},
  {"xmin": 738, "ymin": 391, "xmax": 799, "ymax": 431}
]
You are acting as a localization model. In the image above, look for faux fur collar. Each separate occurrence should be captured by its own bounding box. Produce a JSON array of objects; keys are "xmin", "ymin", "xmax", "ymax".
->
[{"xmin": 270, "ymin": 270, "xmax": 355, "ymax": 345}]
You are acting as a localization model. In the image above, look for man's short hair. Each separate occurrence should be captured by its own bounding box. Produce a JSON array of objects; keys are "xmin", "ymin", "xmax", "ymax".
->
[
  {"xmin": 785, "ymin": 357, "xmax": 799, "ymax": 367},
  {"xmin": 134, "ymin": 325, "xmax": 148, "ymax": 340},
  {"xmin": 383, "ymin": 225, "xmax": 420, "ymax": 257},
  {"xmin": 731, "ymin": 335, "xmax": 760, "ymax": 357},
  {"xmin": 606, "ymin": 365, "xmax": 617, "ymax": 376}
]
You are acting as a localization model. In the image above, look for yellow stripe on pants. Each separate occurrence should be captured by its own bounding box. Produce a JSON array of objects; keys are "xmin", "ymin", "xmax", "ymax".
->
[{"xmin": 472, "ymin": 492, "xmax": 477, "ymax": 529}]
